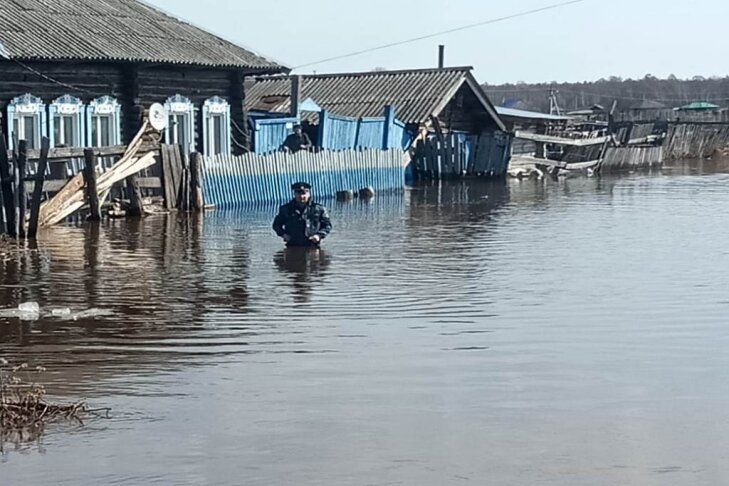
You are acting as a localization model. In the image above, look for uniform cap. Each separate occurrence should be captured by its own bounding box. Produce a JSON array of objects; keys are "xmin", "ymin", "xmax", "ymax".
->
[{"xmin": 291, "ymin": 182, "xmax": 311, "ymax": 191}]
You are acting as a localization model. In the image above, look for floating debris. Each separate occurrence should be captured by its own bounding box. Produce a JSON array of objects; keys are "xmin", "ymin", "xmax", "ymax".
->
[{"xmin": 0, "ymin": 303, "xmax": 114, "ymax": 321}]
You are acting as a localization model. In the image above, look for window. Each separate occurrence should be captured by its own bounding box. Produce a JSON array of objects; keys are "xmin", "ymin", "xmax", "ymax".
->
[
  {"xmin": 164, "ymin": 95, "xmax": 195, "ymax": 154},
  {"xmin": 87, "ymin": 96, "xmax": 121, "ymax": 147},
  {"xmin": 50, "ymin": 95, "xmax": 84, "ymax": 148},
  {"xmin": 203, "ymin": 96, "xmax": 231, "ymax": 156},
  {"xmin": 7, "ymin": 94, "xmax": 46, "ymax": 150}
]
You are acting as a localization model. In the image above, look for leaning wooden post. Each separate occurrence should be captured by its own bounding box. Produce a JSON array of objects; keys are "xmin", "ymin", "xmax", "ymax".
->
[
  {"xmin": 190, "ymin": 152, "xmax": 204, "ymax": 211},
  {"xmin": 0, "ymin": 136, "xmax": 15, "ymax": 235},
  {"xmin": 179, "ymin": 146, "xmax": 190, "ymax": 211},
  {"xmin": 27, "ymin": 137, "xmax": 50, "ymax": 238},
  {"xmin": 125, "ymin": 174, "xmax": 144, "ymax": 217},
  {"xmin": 83, "ymin": 149, "xmax": 102, "ymax": 221},
  {"xmin": 16, "ymin": 140, "xmax": 27, "ymax": 238}
]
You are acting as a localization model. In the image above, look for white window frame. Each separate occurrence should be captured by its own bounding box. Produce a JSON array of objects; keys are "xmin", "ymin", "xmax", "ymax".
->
[
  {"xmin": 164, "ymin": 94, "xmax": 196, "ymax": 155},
  {"xmin": 86, "ymin": 96, "xmax": 122, "ymax": 148},
  {"xmin": 202, "ymin": 96, "xmax": 231, "ymax": 157},
  {"xmin": 7, "ymin": 93, "xmax": 46, "ymax": 150},
  {"xmin": 49, "ymin": 94, "xmax": 85, "ymax": 148}
]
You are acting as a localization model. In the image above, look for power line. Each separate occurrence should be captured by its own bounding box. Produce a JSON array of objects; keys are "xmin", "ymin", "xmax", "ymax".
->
[
  {"xmin": 10, "ymin": 59, "xmax": 93, "ymax": 95},
  {"xmin": 293, "ymin": 0, "xmax": 588, "ymax": 70}
]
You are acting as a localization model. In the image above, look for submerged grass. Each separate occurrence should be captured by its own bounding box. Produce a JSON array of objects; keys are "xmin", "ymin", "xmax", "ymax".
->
[{"xmin": 0, "ymin": 359, "xmax": 109, "ymax": 452}]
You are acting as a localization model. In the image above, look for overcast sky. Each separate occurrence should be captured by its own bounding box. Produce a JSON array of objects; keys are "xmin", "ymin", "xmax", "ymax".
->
[{"xmin": 146, "ymin": 0, "xmax": 729, "ymax": 85}]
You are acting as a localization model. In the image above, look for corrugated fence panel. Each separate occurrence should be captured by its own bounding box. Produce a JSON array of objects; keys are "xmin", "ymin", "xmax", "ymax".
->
[
  {"xmin": 356, "ymin": 117, "xmax": 386, "ymax": 149},
  {"xmin": 323, "ymin": 114, "xmax": 359, "ymax": 150},
  {"xmin": 202, "ymin": 149, "xmax": 406, "ymax": 207}
]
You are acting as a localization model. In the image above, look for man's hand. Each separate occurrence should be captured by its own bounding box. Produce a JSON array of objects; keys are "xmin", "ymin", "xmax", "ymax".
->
[
  {"xmin": 283, "ymin": 234, "xmax": 292, "ymax": 242},
  {"xmin": 309, "ymin": 235, "xmax": 321, "ymax": 244}
]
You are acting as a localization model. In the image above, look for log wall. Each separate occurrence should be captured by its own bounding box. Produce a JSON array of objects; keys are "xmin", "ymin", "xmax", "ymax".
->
[{"xmin": 0, "ymin": 59, "xmax": 260, "ymax": 157}]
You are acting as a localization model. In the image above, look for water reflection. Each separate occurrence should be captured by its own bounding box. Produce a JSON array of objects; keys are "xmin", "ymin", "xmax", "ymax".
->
[
  {"xmin": 4, "ymin": 166, "xmax": 729, "ymax": 484},
  {"xmin": 273, "ymin": 248, "xmax": 332, "ymax": 304}
]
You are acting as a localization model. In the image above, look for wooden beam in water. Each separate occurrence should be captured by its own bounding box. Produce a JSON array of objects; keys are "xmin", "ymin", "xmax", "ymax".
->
[
  {"xmin": 16, "ymin": 141, "xmax": 27, "ymax": 239},
  {"xmin": 0, "ymin": 136, "xmax": 14, "ymax": 236},
  {"xmin": 84, "ymin": 149, "xmax": 102, "ymax": 221},
  {"xmin": 125, "ymin": 175, "xmax": 144, "ymax": 217},
  {"xmin": 190, "ymin": 152, "xmax": 204, "ymax": 211}
]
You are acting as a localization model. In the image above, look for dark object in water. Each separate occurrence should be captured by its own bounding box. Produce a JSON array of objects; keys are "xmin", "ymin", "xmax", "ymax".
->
[
  {"xmin": 336, "ymin": 190, "xmax": 354, "ymax": 201},
  {"xmin": 359, "ymin": 187, "xmax": 375, "ymax": 199}
]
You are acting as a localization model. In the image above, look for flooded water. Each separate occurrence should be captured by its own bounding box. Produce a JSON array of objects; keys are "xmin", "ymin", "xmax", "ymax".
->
[{"xmin": 3, "ymin": 161, "xmax": 729, "ymax": 485}]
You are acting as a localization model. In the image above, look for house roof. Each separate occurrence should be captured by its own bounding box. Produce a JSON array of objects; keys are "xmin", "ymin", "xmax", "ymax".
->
[
  {"xmin": 567, "ymin": 104, "xmax": 606, "ymax": 116},
  {"xmin": 678, "ymin": 101, "xmax": 721, "ymax": 110},
  {"xmin": 496, "ymin": 106, "xmax": 571, "ymax": 121},
  {"xmin": 245, "ymin": 67, "xmax": 505, "ymax": 131},
  {"xmin": 0, "ymin": 0, "xmax": 285, "ymax": 71},
  {"xmin": 631, "ymin": 99, "xmax": 667, "ymax": 110}
]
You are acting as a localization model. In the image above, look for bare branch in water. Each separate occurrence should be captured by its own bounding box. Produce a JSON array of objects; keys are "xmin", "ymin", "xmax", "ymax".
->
[{"xmin": 0, "ymin": 360, "xmax": 110, "ymax": 451}]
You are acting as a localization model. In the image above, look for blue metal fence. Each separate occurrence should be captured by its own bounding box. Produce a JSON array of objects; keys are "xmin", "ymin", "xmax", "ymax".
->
[
  {"xmin": 203, "ymin": 149, "xmax": 406, "ymax": 207},
  {"xmin": 354, "ymin": 118, "xmax": 385, "ymax": 149},
  {"xmin": 250, "ymin": 105, "xmax": 411, "ymax": 154},
  {"xmin": 319, "ymin": 112, "xmax": 359, "ymax": 150}
]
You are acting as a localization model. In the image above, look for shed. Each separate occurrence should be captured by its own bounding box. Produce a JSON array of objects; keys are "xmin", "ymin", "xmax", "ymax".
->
[
  {"xmin": 245, "ymin": 67, "xmax": 506, "ymax": 134},
  {"xmin": 0, "ymin": 0, "xmax": 286, "ymax": 155}
]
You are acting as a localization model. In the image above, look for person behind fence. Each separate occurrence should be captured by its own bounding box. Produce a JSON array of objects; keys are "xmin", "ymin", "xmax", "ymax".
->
[
  {"xmin": 281, "ymin": 124, "xmax": 312, "ymax": 153},
  {"xmin": 273, "ymin": 182, "xmax": 332, "ymax": 247}
]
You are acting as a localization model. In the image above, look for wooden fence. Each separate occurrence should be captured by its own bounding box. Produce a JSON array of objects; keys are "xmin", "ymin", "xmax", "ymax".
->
[
  {"xmin": 616, "ymin": 110, "xmax": 729, "ymax": 123},
  {"xmin": 412, "ymin": 132, "xmax": 511, "ymax": 179},
  {"xmin": 663, "ymin": 124, "xmax": 729, "ymax": 160},
  {"xmin": 597, "ymin": 146, "xmax": 664, "ymax": 173},
  {"xmin": 202, "ymin": 149, "xmax": 406, "ymax": 207},
  {"xmin": 0, "ymin": 137, "xmax": 199, "ymax": 236}
]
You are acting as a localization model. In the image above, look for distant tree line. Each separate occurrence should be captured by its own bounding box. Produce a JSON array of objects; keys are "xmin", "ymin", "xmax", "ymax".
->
[{"xmin": 482, "ymin": 74, "xmax": 729, "ymax": 113}]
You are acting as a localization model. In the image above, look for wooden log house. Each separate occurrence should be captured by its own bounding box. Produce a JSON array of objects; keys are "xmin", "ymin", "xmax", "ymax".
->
[{"xmin": 0, "ymin": 0, "xmax": 286, "ymax": 158}]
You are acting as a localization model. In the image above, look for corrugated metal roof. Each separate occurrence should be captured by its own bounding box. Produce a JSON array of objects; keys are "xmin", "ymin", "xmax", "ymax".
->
[
  {"xmin": 0, "ymin": 0, "xmax": 285, "ymax": 70},
  {"xmin": 246, "ymin": 67, "xmax": 504, "ymax": 129},
  {"xmin": 679, "ymin": 101, "xmax": 721, "ymax": 110}
]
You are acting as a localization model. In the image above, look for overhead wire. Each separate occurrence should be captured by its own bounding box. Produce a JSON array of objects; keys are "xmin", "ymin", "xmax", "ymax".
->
[
  {"xmin": 293, "ymin": 0, "xmax": 588, "ymax": 70},
  {"xmin": 9, "ymin": 58, "xmax": 94, "ymax": 95}
]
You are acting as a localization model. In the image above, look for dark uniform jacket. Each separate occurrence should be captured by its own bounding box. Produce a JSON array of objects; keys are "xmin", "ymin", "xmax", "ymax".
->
[
  {"xmin": 282, "ymin": 133, "xmax": 312, "ymax": 153},
  {"xmin": 273, "ymin": 200, "xmax": 332, "ymax": 247}
]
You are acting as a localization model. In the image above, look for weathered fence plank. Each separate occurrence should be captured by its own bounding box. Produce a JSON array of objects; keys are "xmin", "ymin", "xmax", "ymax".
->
[
  {"xmin": 27, "ymin": 137, "xmax": 50, "ymax": 238},
  {"xmin": 0, "ymin": 136, "xmax": 15, "ymax": 236},
  {"xmin": 16, "ymin": 141, "xmax": 27, "ymax": 238},
  {"xmin": 84, "ymin": 149, "xmax": 102, "ymax": 221}
]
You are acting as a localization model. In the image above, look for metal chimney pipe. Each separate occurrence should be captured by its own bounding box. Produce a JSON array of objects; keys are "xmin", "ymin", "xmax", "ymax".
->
[
  {"xmin": 290, "ymin": 75, "xmax": 301, "ymax": 118},
  {"xmin": 438, "ymin": 45, "xmax": 445, "ymax": 69}
]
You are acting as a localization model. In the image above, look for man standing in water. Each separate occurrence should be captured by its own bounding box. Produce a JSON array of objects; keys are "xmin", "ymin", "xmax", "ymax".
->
[{"xmin": 273, "ymin": 182, "xmax": 332, "ymax": 247}]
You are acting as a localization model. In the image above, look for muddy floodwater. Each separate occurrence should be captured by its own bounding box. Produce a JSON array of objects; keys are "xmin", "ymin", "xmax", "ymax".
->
[{"xmin": 2, "ymin": 161, "xmax": 729, "ymax": 485}]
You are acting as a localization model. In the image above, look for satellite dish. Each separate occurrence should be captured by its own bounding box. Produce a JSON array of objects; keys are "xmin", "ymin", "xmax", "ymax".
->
[{"xmin": 149, "ymin": 103, "xmax": 167, "ymax": 131}]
